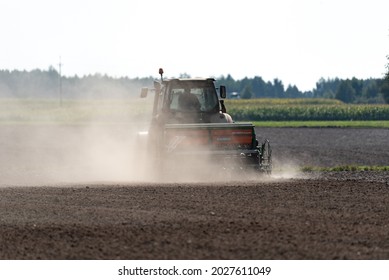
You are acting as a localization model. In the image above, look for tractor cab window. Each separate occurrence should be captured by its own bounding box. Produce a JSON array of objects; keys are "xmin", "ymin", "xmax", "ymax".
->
[{"xmin": 168, "ymin": 82, "xmax": 219, "ymax": 113}]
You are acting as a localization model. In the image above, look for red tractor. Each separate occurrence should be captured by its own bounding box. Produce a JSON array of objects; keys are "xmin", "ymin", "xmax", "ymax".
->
[{"xmin": 139, "ymin": 69, "xmax": 272, "ymax": 179}]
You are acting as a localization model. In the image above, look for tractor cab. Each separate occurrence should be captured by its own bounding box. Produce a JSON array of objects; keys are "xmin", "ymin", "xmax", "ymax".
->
[{"xmin": 142, "ymin": 77, "xmax": 230, "ymax": 124}]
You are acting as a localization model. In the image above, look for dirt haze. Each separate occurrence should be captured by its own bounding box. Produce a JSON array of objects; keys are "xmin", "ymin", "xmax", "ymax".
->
[
  {"xmin": 1, "ymin": 126, "xmax": 389, "ymax": 259},
  {"xmin": 2, "ymin": 126, "xmax": 388, "ymax": 186},
  {"xmin": 0, "ymin": 124, "xmax": 148, "ymax": 185}
]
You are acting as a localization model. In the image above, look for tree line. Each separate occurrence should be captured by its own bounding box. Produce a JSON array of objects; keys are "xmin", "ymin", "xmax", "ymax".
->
[
  {"xmin": 1, "ymin": 66, "xmax": 388, "ymax": 103},
  {"xmin": 0, "ymin": 67, "xmax": 153, "ymax": 99},
  {"xmin": 217, "ymin": 75, "xmax": 388, "ymax": 104}
]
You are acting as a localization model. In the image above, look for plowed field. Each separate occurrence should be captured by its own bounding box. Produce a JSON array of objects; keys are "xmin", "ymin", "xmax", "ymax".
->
[{"xmin": 1, "ymin": 126, "xmax": 389, "ymax": 259}]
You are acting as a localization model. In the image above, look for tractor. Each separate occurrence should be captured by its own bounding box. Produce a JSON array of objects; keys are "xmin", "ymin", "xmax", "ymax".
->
[{"xmin": 139, "ymin": 69, "xmax": 272, "ymax": 180}]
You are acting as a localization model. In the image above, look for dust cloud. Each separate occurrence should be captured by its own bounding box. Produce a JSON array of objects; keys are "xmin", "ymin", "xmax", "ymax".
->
[
  {"xmin": 270, "ymin": 158, "xmax": 306, "ymax": 180},
  {"xmin": 0, "ymin": 98, "xmax": 302, "ymax": 186},
  {"xmin": 0, "ymin": 124, "xmax": 145, "ymax": 186},
  {"xmin": 0, "ymin": 122, "xmax": 293, "ymax": 186},
  {"xmin": 0, "ymin": 125, "xmax": 259, "ymax": 186},
  {"xmin": 0, "ymin": 99, "xmax": 226, "ymax": 185},
  {"xmin": 0, "ymin": 95, "xmax": 155, "ymax": 186}
]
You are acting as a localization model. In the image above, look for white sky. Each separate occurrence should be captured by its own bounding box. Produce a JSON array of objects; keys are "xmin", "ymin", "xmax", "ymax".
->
[{"xmin": 0, "ymin": 0, "xmax": 388, "ymax": 91}]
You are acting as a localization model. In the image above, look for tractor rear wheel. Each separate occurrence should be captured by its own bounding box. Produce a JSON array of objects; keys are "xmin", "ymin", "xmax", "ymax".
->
[{"xmin": 260, "ymin": 139, "xmax": 272, "ymax": 175}]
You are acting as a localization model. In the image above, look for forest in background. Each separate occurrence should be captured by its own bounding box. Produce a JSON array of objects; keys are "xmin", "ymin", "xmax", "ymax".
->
[{"xmin": 1, "ymin": 66, "xmax": 388, "ymax": 104}]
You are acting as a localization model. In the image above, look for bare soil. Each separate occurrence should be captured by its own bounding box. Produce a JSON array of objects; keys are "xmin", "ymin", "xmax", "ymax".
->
[{"xmin": 1, "ymin": 126, "xmax": 389, "ymax": 259}]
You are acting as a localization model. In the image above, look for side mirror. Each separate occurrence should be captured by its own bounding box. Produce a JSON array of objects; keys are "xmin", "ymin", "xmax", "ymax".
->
[
  {"xmin": 220, "ymin": 85, "xmax": 227, "ymax": 99},
  {"xmin": 140, "ymin": 87, "xmax": 148, "ymax": 98}
]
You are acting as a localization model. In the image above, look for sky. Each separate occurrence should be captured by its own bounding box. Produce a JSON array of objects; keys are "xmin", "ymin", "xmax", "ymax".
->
[{"xmin": 0, "ymin": 0, "xmax": 388, "ymax": 91}]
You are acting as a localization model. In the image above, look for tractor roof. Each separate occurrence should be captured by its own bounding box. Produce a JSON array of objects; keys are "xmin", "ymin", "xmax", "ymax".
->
[{"xmin": 162, "ymin": 78, "xmax": 215, "ymax": 84}]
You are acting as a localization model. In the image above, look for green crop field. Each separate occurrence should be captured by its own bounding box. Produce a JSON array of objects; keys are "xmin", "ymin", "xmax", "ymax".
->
[
  {"xmin": 226, "ymin": 98, "xmax": 344, "ymax": 106},
  {"xmin": 2, "ymin": 98, "xmax": 389, "ymax": 127},
  {"xmin": 225, "ymin": 98, "xmax": 389, "ymax": 123}
]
